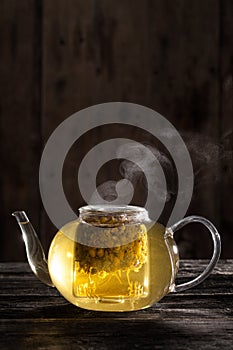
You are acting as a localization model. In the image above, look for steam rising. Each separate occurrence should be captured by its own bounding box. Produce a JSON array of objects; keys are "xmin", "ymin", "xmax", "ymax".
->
[
  {"xmin": 91, "ymin": 130, "xmax": 232, "ymax": 207},
  {"xmin": 90, "ymin": 141, "xmax": 176, "ymax": 208},
  {"xmin": 117, "ymin": 142, "xmax": 176, "ymax": 202},
  {"xmin": 182, "ymin": 131, "xmax": 233, "ymax": 190}
]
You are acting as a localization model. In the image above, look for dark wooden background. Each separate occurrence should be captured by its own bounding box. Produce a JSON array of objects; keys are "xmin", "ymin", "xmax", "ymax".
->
[{"xmin": 0, "ymin": 0, "xmax": 232, "ymax": 261}]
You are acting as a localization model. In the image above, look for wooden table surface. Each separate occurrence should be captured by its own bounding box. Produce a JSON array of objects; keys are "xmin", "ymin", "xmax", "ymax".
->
[{"xmin": 0, "ymin": 260, "xmax": 232, "ymax": 350}]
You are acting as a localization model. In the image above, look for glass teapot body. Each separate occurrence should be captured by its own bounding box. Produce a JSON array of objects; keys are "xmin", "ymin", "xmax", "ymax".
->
[
  {"xmin": 13, "ymin": 205, "xmax": 220, "ymax": 312},
  {"xmin": 48, "ymin": 205, "xmax": 179, "ymax": 311}
]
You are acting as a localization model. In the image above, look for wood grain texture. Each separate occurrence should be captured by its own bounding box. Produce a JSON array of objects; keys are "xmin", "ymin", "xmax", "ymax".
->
[
  {"xmin": 0, "ymin": 1, "xmax": 42, "ymax": 261},
  {"xmin": 219, "ymin": 0, "xmax": 233, "ymax": 258},
  {"xmin": 0, "ymin": 1, "xmax": 232, "ymax": 261},
  {"xmin": 0, "ymin": 260, "xmax": 232, "ymax": 350},
  {"xmin": 146, "ymin": 0, "xmax": 221, "ymax": 258},
  {"xmin": 41, "ymin": 0, "xmax": 223, "ymax": 257}
]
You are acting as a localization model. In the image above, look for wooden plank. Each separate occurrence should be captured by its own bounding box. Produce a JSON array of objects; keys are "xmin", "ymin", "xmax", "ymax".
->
[
  {"xmin": 145, "ymin": 0, "xmax": 221, "ymax": 258},
  {"xmin": 0, "ymin": 261, "xmax": 232, "ymax": 350},
  {"xmin": 0, "ymin": 321, "xmax": 232, "ymax": 350},
  {"xmin": 41, "ymin": 0, "xmax": 155, "ymax": 250},
  {"xmin": 1, "ymin": 260, "xmax": 232, "ymax": 297},
  {"xmin": 0, "ymin": 1, "xmax": 42, "ymax": 261},
  {"xmin": 42, "ymin": 0, "xmax": 222, "ymax": 260},
  {"xmin": 219, "ymin": 0, "xmax": 233, "ymax": 258},
  {"xmin": 0, "ymin": 0, "xmax": 226, "ymax": 260}
]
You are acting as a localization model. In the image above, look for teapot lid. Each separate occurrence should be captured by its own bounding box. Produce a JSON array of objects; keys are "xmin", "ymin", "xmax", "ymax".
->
[{"xmin": 79, "ymin": 205, "xmax": 150, "ymax": 226}]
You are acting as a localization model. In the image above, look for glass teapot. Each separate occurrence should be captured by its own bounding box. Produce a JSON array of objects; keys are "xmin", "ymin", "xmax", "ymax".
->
[{"xmin": 13, "ymin": 205, "xmax": 221, "ymax": 312}]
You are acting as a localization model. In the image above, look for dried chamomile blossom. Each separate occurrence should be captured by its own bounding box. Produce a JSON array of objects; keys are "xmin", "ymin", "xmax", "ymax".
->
[{"xmin": 74, "ymin": 213, "xmax": 148, "ymax": 275}]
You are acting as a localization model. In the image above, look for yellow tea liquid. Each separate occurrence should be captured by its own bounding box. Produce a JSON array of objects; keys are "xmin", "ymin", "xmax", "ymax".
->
[{"xmin": 48, "ymin": 220, "xmax": 179, "ymax": 311}]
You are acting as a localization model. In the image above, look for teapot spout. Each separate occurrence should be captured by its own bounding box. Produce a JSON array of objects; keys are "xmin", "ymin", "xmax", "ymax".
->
[{"xmin": 12, "ymin": 211, "xmax": 54, "ymax": 287}]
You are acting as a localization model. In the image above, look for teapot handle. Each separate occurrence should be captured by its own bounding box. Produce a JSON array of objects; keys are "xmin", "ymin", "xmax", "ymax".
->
[{"xmin": 167, "ymin": 216, "xmax": 221, "ymax": 292}]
